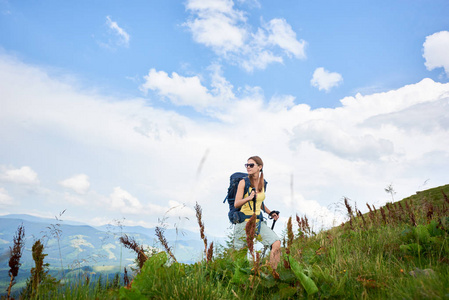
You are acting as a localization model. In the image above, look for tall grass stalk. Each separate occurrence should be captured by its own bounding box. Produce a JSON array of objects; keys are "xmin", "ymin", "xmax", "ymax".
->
[
  {"xmin": 245, "ymin": 214, "xmax": 257, "ymax": 261},
  {"xmin": 194, "ymin": 202, "xmax": 215, "ymax": 262},
  {"xmin": 42, "ymin": 209, "xmax": 66, "ymax": 278},
  {"xmin": 194, "ymin": 202, "xmax": 208, "ymax": 258},
  {"xmin": 155, "ymin": 226, "xmax": 177, "ymax": 262},
  {"xmin": 119, "ymin": 234, "xmax": 148, "ymax": 269},
  {"xmin": 6, "ymin": 223, "xmax": 25, "ymax": 299}
]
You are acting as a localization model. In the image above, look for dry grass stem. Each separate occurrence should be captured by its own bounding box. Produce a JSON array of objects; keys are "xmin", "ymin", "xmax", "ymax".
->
[
  {"xmin": 207, "ymin": 242, "xmax": 214, "ymax": 262},
  {"xmin": 366, "ymin": 203, "xmax": 376, "ymax": 224},
  {"xmin": 123, "ymin": 267, "xmax": 130, "ymax": 288},
  {"xmin": 245, "ymin": 214, "xmax": 257, "ymax": 260},
  {"xmin": 405, "ymin": 201, "xmax": 417, "ymax": 226},
  {"xmin": 154, "ymin": 227, "xmax": 177, "ymax": 262},
  {"xmin": 119, "ymin": 234, "xmax": 149, "ymax": 269},
  {"xmin": 357, "ymin": 209, "xmax": 366, "ymax": 228},
  {"xmin": 344, "ymin": 197, "xmax": 354, "ymax": 229},
  {"xmin": 194, "ymin": 202, "xmax": 208, "ymax": 257},
  {"xmin": 344, "ymin": 197, "xmax": 353, "ymax": 217},
  {"xmin": 286, "ymin": 217, "xmax": 293, "ymax": 254},
  {"xmin": 7, "ymin": 223, "xmax": 25, "ymax": 299},
  {"xmin": 380, "ymin": 207, "xmax": 387, "ymax": 224},
  {"xmin": 296, "ymin": 214, "xmax": 311, "ymax": 237}
]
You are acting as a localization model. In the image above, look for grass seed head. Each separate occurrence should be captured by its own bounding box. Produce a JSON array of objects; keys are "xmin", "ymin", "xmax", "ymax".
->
[
  {"xmin": 245, "ymin": 214, "xmax": 257, "ymax": 259},
  {"xmin": 344, "ymin": 197, "xmax": 353, "ymax": 217},
  {"xmin": 195, "ymin": 202, "xmax": 209, "ymax": 256},
  {"xmin": 8, "ymin": 223, "xmax": 25, "ymax": 278},
  {"xmin": 155, "ymin": 227, "xmax": 177, "ymax": 262},
  {"xmin": 119, "ymin": 234, "xmax": 149, "ymax": 268},
  {"xmin": 287, "ymin": 216, "xmax": 293, "ymax": 252},
  {"xmin": 207, "ymin": 242, "xmax": 214, "ymax": 262}
]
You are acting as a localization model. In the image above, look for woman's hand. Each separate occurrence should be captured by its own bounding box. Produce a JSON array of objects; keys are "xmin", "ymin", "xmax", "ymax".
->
[
  {"xmin": 268, "ymin": 210, "xmax": 279, "ymax": 221},
  {"xmin": 249, "ymin": 190, "xmax": 256, "ymax": 200}
]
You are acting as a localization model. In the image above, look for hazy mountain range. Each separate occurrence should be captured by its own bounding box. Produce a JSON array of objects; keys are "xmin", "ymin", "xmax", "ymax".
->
[{"xmin": 0, "ymin": 214, "xmax": 224, "ymax": 273}]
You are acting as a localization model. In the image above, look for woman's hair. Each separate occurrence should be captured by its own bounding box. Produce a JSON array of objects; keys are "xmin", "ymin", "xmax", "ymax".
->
[{"xmin": 248, "ymin": 156, "xmax": 264, "ymax": 192}]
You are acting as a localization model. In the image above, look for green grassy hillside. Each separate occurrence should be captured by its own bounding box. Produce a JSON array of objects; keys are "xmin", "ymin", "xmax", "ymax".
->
[{"xmin": 2, "ymin": 184, "xmax": 449, "ymax": 299}]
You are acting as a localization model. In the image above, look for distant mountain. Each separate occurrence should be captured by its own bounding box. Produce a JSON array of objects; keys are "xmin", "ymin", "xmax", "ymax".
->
[
  {"xmin": 0, "ymin": 214, "xmax": 229, "ymax": 297},
  {"xmin": 94, "ymin": 224, "xmax": 201, "ymax": 241},
  {"xmin": 0, "ymin": 213, "xmax": 87, "ymax": 226},
  {"xmin": 0, "ymin": 213, "xmax": 228, "ymax": 297},
  {"xmin": 0, "ymin": 214, "xmax": 222, "ymax": 272}
]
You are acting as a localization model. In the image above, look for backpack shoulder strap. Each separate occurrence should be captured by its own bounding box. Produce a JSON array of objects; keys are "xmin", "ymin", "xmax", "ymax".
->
[{"xmin": 242, "ymin": 176, "xmax": 251, "ymax": 196}]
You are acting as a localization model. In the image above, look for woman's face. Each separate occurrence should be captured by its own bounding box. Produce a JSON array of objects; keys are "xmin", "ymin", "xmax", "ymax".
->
[{"xmin": 246, "ymin": 159, "xmax": 261, "ymax": 175}]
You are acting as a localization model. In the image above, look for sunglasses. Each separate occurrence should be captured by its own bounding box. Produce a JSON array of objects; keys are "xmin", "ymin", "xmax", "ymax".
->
[{"xmin": 245, "ymin": 163, "xmax": 256, "ymax": 168}]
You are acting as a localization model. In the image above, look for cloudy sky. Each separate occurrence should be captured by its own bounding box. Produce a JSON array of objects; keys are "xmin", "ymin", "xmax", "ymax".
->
[{"xmin": 1, "ymin": 0, "xmax": 449, "ymax": 239}]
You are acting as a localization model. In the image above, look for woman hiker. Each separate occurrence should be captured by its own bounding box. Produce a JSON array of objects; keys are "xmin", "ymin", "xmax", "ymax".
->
[{"xmin": 233, "ymin": 156, "xmax": 281, "ymax": 270}]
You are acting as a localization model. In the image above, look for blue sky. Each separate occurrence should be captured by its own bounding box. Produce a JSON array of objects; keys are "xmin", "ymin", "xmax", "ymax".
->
[
  {"xmin": 1, "ymin": 0, "xmax": 449, "ymax": 242},
  {"xmin": 3, "ymin": 0, "xmax": 448, "ymax": 107}
]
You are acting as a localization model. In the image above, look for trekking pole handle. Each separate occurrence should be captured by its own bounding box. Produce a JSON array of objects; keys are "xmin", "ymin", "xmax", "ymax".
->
[
  {"xmin": 268, "ymin": 210, "xmax": 280, "ymax": 219},
  {"xmin": 269, "ymin": 210, "xmax": 280, "ymax": 230}
]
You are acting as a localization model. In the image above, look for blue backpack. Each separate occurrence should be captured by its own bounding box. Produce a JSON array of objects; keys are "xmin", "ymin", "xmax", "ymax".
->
[{"xmin": 223, "ymin": 172, "xmax": 267, "ymax": 224}]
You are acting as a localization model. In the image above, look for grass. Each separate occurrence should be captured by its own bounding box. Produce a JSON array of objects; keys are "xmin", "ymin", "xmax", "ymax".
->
[{"xmin": 2, "ymin": 184, "xmax": 449, "ymax": 299}]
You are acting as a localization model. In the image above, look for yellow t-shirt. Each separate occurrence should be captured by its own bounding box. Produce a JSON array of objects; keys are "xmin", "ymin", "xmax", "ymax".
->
[{"xmin": 240, "ymin": 187, "xmax": 265, "ymax": 221}]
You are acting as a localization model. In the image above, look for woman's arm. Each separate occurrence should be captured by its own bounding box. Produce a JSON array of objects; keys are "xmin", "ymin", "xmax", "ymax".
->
[{"xmin": 234, "ymin": 179, "xmax": 255, "ymax": 208}]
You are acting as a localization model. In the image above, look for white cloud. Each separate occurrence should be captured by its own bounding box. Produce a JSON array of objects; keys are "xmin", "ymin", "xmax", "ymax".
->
[
  {"xmin": 290, "ymin": 120, "xmax": 394, "ymax": 161},
  {"xmin": 208, "ymin": 64, "xmax": 236, "ymax": 101},
  {"xmin": 261, "ymin": 18, "xmax": 306, "ymax": 59},
  {"xmin": 105, "ymin": 16, "xmax": 130, "ymax": 47},
  {"xmin": 184, "ymin": 0, "xmax": 306, "ymax": 71},
  {"xmin": 240, "ymin": 49, "xmax": 283, "ymax": 72},
  {"xmin": 63, "ymin": 193, "xmax": 87, "ymax": 205},
  {"xmin": 0, "ymin": 166, "xmax": 39, "ymax": 185},
  {"xmin": 140, "ymin": 66, "xmax": 234, "ymax": 113},
  {"xmin": 140, "ymin": 69, "xmax": 213, "ymax": 109},
  {"xmin": 283, "ymin": 194, "xmax": 345, "ymax": 229},
  {"xmin": 423, "ymin": 31, "xmax": 449, "ymax": 76},
  {"xmin": 1, "ymin": 54, "xmax": 449, "ymax": 237},
  {"xmin": 184, "ymin": 0, "xmax": 247, "ymax": 54},
  {"xmin": 235, "ymin": 0, "xmax": 260, "ymax": 8},
  {"xmin": 0, "ymin": 187, "xmax": 13, "ymax": 206},
  {"xmin": 363, "ymin": 98, "xmax": 449, "ymax": 132},
  {"xmin": 107, "ymin": 187, "xmax": 189, "ymax": 218},
  {"xmin": 59, "ymin": 174, "xmax": 90, "ymax": 194},
  {"xmin": 109, "ymin": 187, "xmax": 143, "ymax": 214},
  {"xmin": 292, "ymin": 78, "xmax": 449, "ymax": 162},
  {"xmin": 311, "ymin": 67, "xmax": 343, "ymax": 92}
]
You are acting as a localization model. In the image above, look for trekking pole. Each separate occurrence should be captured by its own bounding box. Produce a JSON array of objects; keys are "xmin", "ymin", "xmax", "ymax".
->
[
  {"xmin": 252, "ymin": 189, "xmax": 256, "ymax": 214},
  {"xmin": 261, "ymin": 210, "xmax": 280, "ymax": 259}
]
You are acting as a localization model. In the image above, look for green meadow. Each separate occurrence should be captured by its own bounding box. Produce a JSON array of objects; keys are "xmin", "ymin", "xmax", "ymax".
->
[{"xmin": 3, "ymin": 184, "xmax": 449, "ymax": 299}]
